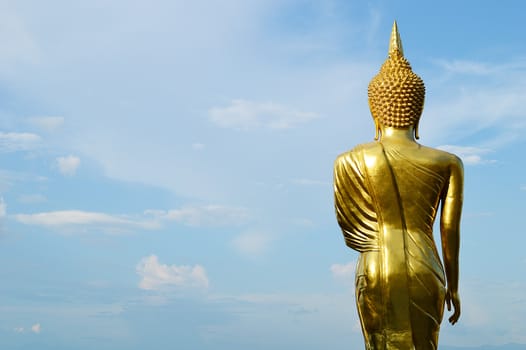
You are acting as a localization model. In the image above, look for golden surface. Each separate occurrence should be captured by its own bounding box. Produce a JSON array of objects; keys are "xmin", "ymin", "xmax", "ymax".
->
[
  {"xmin": 368, "ymin": 21, "xmax": 425, "ymax": 134},
  {"xmin": 334, "ymin": 22, "xmax": 463, "ymax": 350},
  {"xmin": 389, "ymin": 21, "xmax": 404, "ymax": 56}
]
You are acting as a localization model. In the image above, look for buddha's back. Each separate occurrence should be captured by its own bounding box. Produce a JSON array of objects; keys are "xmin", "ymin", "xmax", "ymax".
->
[
  {"xmin": 370, "ymin": 141, "xmax": 460, "ymax": 236},
  {"xmin": 334, "ymin": 22, "xmax": 463, "ymax": 349}
]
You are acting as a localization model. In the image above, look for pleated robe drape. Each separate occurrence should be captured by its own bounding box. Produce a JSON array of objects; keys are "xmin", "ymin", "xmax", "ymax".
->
[{"xmin": 334, "ymin": 143, "xmax": 446, "ymax": 350}]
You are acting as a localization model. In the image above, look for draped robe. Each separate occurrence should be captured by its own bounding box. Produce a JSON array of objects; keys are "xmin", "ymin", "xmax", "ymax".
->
[{"xmin": 334, "ymin": 142, "xmax": 447, "ymax": 350}]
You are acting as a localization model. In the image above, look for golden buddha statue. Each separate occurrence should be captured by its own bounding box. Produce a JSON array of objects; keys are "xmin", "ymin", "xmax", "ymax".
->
[{"xmin": 333, "ymin": 22, "xmax": 463, "ymax": 350}]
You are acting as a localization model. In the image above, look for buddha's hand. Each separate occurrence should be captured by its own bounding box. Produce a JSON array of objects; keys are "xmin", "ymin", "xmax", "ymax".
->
[{"xmin": 446, "ymin": 289, "xmax": 461, "ymax": 325}]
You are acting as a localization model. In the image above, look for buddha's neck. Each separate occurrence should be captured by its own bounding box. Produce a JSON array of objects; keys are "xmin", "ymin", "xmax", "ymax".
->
[{"xmin": 378, "ymin": 126, "xmax": 416, "ymax": 142}]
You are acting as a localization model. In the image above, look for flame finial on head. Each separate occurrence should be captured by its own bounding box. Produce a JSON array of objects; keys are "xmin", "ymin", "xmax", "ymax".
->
[
  {"xmin": 368, "ymin": 20, "xmax": 425, "ymax": 140},
  {"xmin": 389, "ymin": 21, "xmax": 404, "ymax": 56}
]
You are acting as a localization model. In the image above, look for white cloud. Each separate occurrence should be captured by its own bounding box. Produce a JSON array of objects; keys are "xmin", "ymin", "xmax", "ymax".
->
[
  {"xmin": 423, "ymin": 58, "xmax": 526, "ymax": 147},
  {"xmin": 31, "ymin": 323, "xmax": 41, "ymax": 334},
  {"xmin": 330, "ymin": 261, "xmax": 356, "ymax": 285},
  {"xmin": 520, "ymin": 185, "xmax": 526, "ymax": 191},
  {"xmin": 192, "ymin": 142, "xmax": 205, "ymax": 150},
  {"xmin": 0, "ymin": 132, "xmax": 40, "ymax": 152},
  {"xmin": 17, "ymin": 194, "xmax": 47, "ymax": 204},
  {"xmin": 136, "ymin": 255, "xmax": 209, "ymax": 291},
  {"xmin": 14, "ymin": 210, "xmax": 159, "ymax": 232},
  {"xmin": 28, "ymin": 116, "xmax": 64, "ymax": 132},
  {"xmin": 440, "ymin": 280, "xmax": 526, "ymax": 346},
  {"xmin": 0, "ymin": 5, "xmax": 39, "ymax": 72},
  {"xmin": 0, "ymin": 170, "xmax": 48, "ymax": 193},
  {"xmin": 434, "ymin": 59, "xmax": 494, "ymax": 75},
  {"xmin": 12, "ymin": 323, "xmax": 41, "ymax": 334},
  {"xmin": 464, "ymin": 211, "xmax": 494, "ymax": 218},
  {"xmin": 292, "ymin": 178, "xmax": 330, "ymax": 186},
  {"xmin": 209, "ymin": 99, "xmax": 319, "ymax": 130},
  {"xmin": 0, "ymin": 197, "xmax": 6, "ymax": 218},
  {"xmin": 145, "ymin": 205, "xmax": 249, "ymax": 227},
  {"xmin": 231, "ymin": 231, "xmax": 273, "ymax": 257},
  {"xmin": 206, "ymin": 291, "xmax": 362, "ymax": 347},
  {"xmin": 56, "ymin": 155, "xmax": 80, "ymax": 176},
  {"xmin": 291, "ymin": 218, "xmax": 314, "ymax": 228},
  {"xmin": 435, "ymin": 59, "xmax": 526, "ymax": 77},
  {"xmin": 15, "ymin": 205, "xmax": 248, "ymax": 234},
  {"xmin": 437, "ymin": 145, "xmax": 495, "ymax": 165}
]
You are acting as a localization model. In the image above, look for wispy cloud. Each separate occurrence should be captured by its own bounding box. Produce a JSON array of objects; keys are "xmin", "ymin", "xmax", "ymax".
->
[
  {"xmin": 520, "ymin": 185, "xmax": 526, "ymax": 191},
  {"xmin": 330, "ymin": 261, "xmax": 356, "ymax": 285},
  {"xmin": 231, "ymin": 231, "xmax": 273, "ymax": 257},
  {"xmin": 209, "ymin": 99, "xmax": 319, "ymax": 130},
  {"xmin": 0, "ymin": 6, "xmax": 39, "ymax": 71},
  {"xmin": 437, "ymin": 145, "xmax": 495, "ymax": 165},
  {"xmin": 292, "ymin": 178, "xmax": 330, "ymax": 186},
  {"xmin": 206, "ymin": 291, "xmax": 362, "ymax": 345},
  {"xmin": 290, "ymin": 218, "xmax": 315, "ymax": 228},
  {"xmin": 145, "ymin": 205, "xmax": 250, "ymax": 227},
  {"xmin": 443, "ymin": 280, "xmax": 526, "ymax": 346},
  {"xmin": 435, "ymin": 58, "xmax": 526, "ymax": 77},
  {"xmin": 425, "ymin": 58, "xmax": 526, "ymax": 147},
  {"xmin": 31, "ymin": 323, "xmax": 41, "ymax": 334},
  {"xmin": 14, "ymin": 210, "xmax": 160, "ymax": 232},
  {"xmin": 56, "ymin": 155, "xmax": 80, "ymax": 176},
  {"xmin": 17, "ymin": 193, "xmax": 47, "ymax": 204},
  {"xmin": 136, "ymin": 255, "xmax": 209, "ymax": 291},
  {"xmin": 0, "ymin": 132, "xmax": 40, "ymax": 152},
  {"xmin": 192, "ymin": 142, "xmax": 205, "ymax": 151},
  {"xmin": 12, "ymin": 322, "xmax": 42, "ymax": 334},
  {"xmin": 14, "ymin": 204, "xmax": 249, "ymax": 233},
  {"xmin": 0, "ymin": 197, "xmax": 6, "ymax": 218},
  {"xmin": 464, "ymin": 211, "xmax": 494, "ymax": 218},
  {"xmin": 434, "ymin": 59, "xmax": 494, "ymax": 75},
  {"xmin": 27, "ymin": 116, "xmax": 64, "ymax": 132}
]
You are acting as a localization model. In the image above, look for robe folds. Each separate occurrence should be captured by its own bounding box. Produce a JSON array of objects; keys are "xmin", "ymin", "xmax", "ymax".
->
[{"xmin": 334, "ymin": 143, "xmax": 447, "ymax": 350}]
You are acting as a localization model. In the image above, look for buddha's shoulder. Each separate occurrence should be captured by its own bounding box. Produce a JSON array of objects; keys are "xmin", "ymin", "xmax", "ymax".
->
[
  {"xmin": 420, "ymin": 145, "xmax": 462, "ymax": 163},
  {"xmin": 418, "ymin": 145, "xmax": 464, "ymax": 167},
  {"xmin": 335, "ymin": 142, "xmax": 380, "ymax": 164}
]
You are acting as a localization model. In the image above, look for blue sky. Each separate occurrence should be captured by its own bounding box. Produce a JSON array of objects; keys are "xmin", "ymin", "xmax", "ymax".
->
[{"xmin": 0, "ymin": 1, "xmax": 525, "ymax": 349}]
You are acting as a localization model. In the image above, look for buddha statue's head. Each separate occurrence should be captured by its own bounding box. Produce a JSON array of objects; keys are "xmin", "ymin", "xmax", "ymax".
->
[{"xmin": 368, "ymin": 21, "xmax": 425, "ymax": 139}]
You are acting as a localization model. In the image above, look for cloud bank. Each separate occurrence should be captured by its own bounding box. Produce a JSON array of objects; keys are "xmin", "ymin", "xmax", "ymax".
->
[
  {"xmin": 136, "ymin": 255, "xmax": 209, "ymax": 291},
  {"xmin": 209, "ymin": 99, "xmax": 319, "ymax": 130},
  {"xmin": 56, "ymin": 155, "xmax": 81, "ymax": 176}
]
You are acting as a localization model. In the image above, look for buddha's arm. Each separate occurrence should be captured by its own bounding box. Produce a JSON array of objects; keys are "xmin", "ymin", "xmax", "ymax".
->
[
  {"xmin": 333, "ymin": 151, "xmax": 378, "ymax": 252},
  {"xmin": 440, "ymin": 156, "xmax": 464, "ymax": 324}
]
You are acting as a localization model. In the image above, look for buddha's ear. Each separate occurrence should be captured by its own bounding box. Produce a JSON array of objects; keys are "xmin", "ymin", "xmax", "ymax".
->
[
  {"xmin": 414, "ymin": 120, "xmax": 420, "ymax": 140},
  {"xmin": 374, "ymin": 119, "xmax": 381, "ymax": 141}
]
